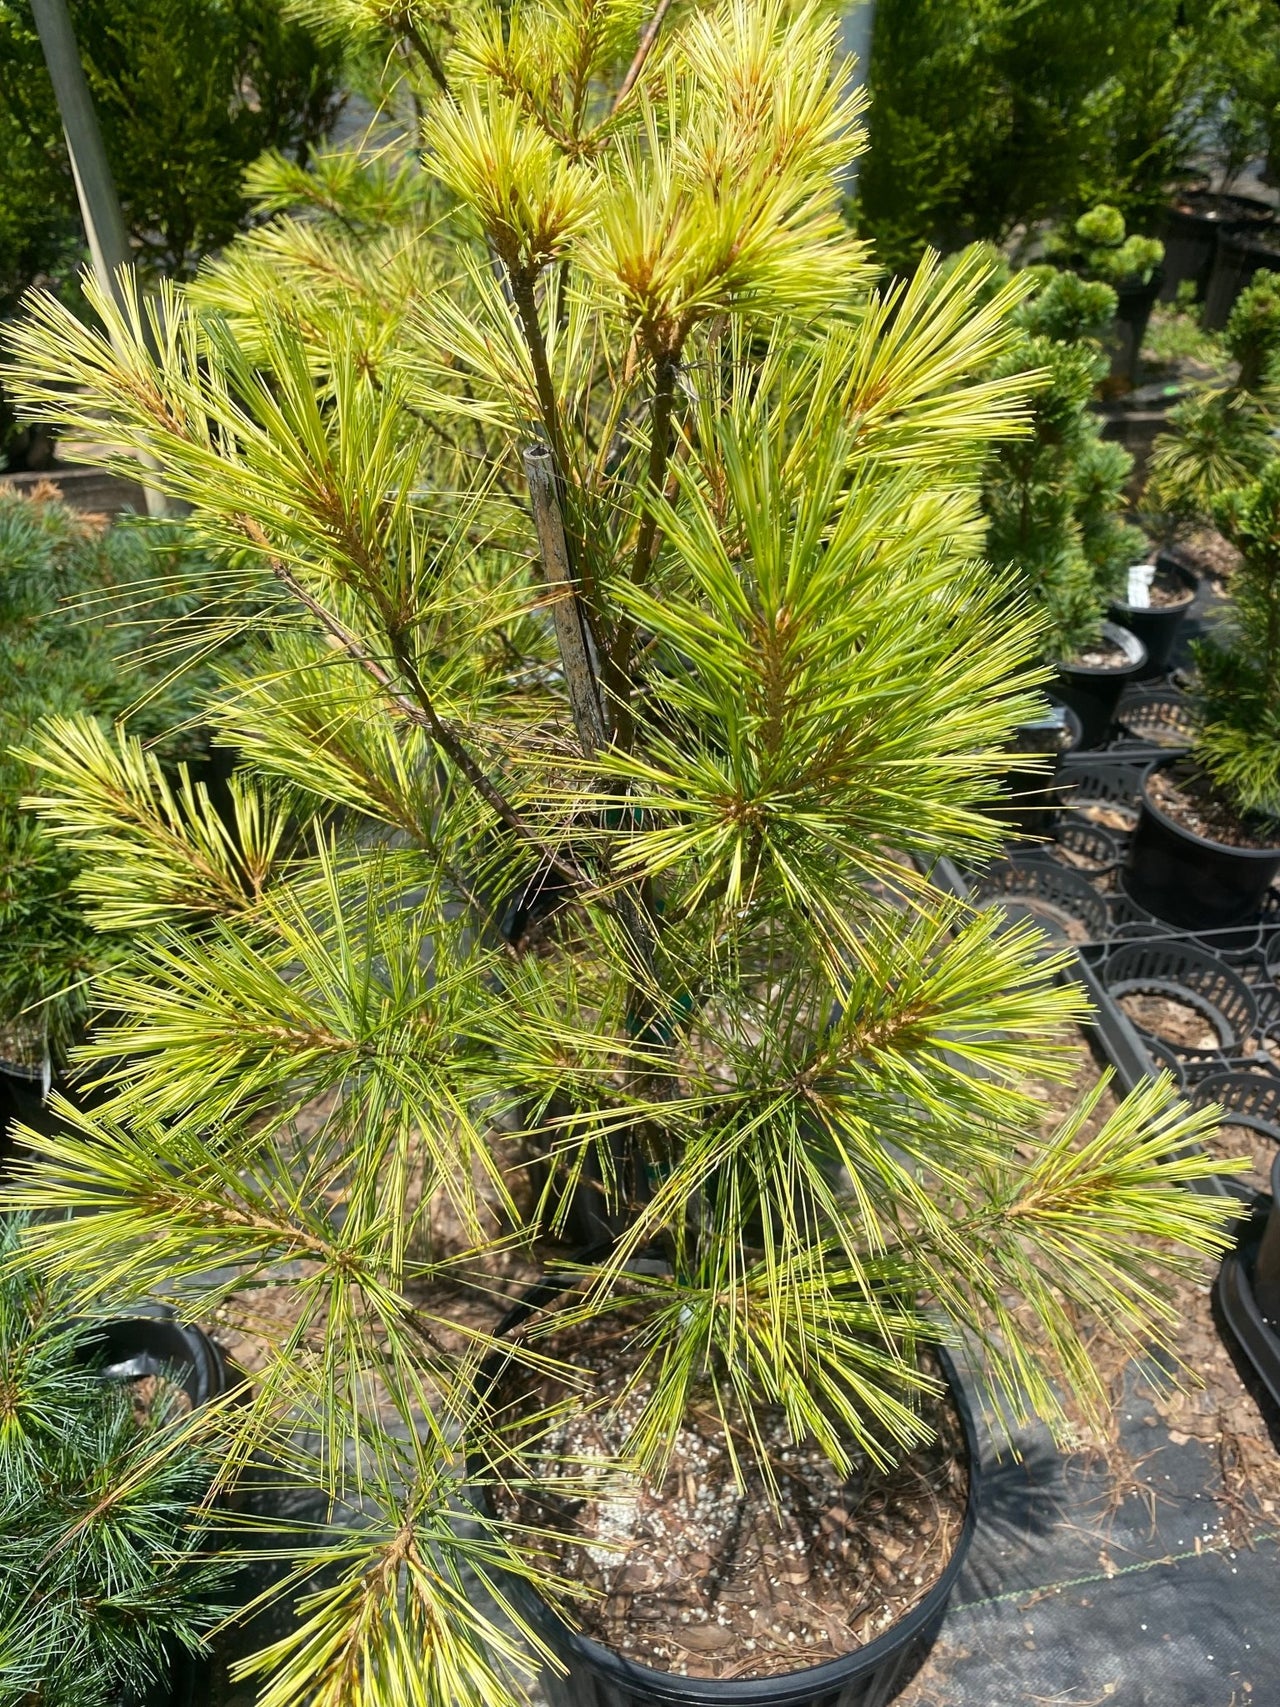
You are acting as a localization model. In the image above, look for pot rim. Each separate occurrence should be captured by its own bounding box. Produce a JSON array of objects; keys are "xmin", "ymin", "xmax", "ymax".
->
[
  {"xmin": 1140, "ymin": 756, "xmax": 1280, "ymax": 862},
  {"xmin": 469, "ymin": 1272, "xmax": 981, "ymax": 1705},
  {"xmin": 1172, "ymin": 190, "xmax": 1275, "ymax": 224},
  {"xmin": 75, "ymin": 1307, "xmax": 233, "ymax": 1410},
  {"xmin": 1014, "ymin": 699, "xmax": 1083, "ymax": 753},
  {"xmin": 1054, "ymin": 620, "xmax": 1147, "ymax": 679},
  {"xmin": 0, "ymin": 1057, "xmax": 46, "ymax": 1083},
  {"xmin": 1190, "ymin": 1070, "xmax": 1280, "ymax": 1139}
]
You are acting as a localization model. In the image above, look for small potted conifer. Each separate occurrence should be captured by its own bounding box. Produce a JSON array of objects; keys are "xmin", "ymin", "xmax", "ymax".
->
[
  {"xmin": 1126, "ymin": 458, "xmax": 1280, "ymax": 930},
  {"xmin": 1117, "ymin": 276, "xmax": 1280, "ymax": 675},
  {"xmin": 0, "ymin": 1214, "xmax": 235, "ymax": 1706},
  {"xmin": 1, "ymin": 5, "xmax": 1234, "ymax": 1705},
  {"xmin": 1045, "ymin": 204, "xmax": 1165, "ymax": 386},
  {"xmin": 1144, "ymin": 272, "xmax": 1280, "ymax": 536},
  {"xmin": 981, "ymin": 266, "xmax": 1149, "ymax": 747}
]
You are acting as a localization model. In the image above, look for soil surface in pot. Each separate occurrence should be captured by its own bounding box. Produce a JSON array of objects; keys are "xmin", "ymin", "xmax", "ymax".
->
[
  {"xmin": 1148, "ymin": 764, "xmax": 1280, "ymax": 852},
  {"xmin": 1130, "ymin": 568, "xmax": 1195, "ymax": 609},
  {"xmin": 1013, "ymin": 899, "xmax": 1097, "ymax": 945},
  {"xmin": 0, "ymin": 1021, "xmax": 44, "ymax": 1070},
  {"xmin": 1052, "ymin": 839, "xmax": 1116, "ymax": 875},
  {"xmin": 1117, "ymin": 990, "xmax": 1226, "ymax": 1052},
  {"xmin": 1064, "ymin": 637, "xmax": 1131, "ymax": 670},
  {"xmin": 488, "ymin": 1311, "xmax": 968, "ymax": 1680},
  {"xmin": 128, "ymin": 1370, "xmax": 193, "ymax": 1424},
  {"xmin": 1202, "ymin": 1121, "xmax": 1277, "ymax": 1195},
  {"xmin": 1175, "ymin": 527, "xmax": 1242, "ymax": 587}
]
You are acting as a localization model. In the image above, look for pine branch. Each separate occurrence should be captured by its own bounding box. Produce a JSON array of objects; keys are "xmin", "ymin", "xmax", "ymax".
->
[
  {"xmin": 396, "ymin": 10, "xmax": 450, "ymax": 95},
  {"xmin": 611, "ymin": 347, "xmax": 681, "ymax": 745},
  {"xmin": 523, "ymin": 443, "xmax": 609, "ymax": 756},
  {"xmin": 508, "ymin": 272, "xmax": 570, "ymax": 475},
  {"xmin": 612, "ymin": 0, "xmax": 675, "ymax": 113},
  {"xmin": 506, "ymin": 269, "xmax": 606, "ymax": 641},
  {"xmin": 254, "ymin": 532, "xmax": 595, "ymax": 900},
  {"xmin": 520, "ymin": 464, "xmax": 667, "ymax": 1089}
]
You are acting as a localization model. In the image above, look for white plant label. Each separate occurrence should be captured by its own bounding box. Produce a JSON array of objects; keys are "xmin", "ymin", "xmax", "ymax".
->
[{"xmin": 1127, "ymin": 563, "xmax": 1157, "ymax": 608}]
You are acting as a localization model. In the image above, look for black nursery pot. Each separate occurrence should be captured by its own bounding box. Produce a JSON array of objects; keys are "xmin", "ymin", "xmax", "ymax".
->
[
  {"xmin": 1254, "ymin": 1150, "xmax": 1280, "ymax": 1326},
  {"xmin": 1159, "ymin": 190, "xmax": 1274, "ymax": 302},
  {"xmin": 1109, "ymin": 271, "xmax": 1162, "ymax": 385},
  {"xmin": 1052, "ymin": 622, "xmax": 1147, "ymax": 750},
  {"xmin": 1107, "ymin": 556, "xmax": 1198, "ymax": 680},
  {"xmin": 1216, "ymin": 1150, "xmax": 1280, "ymax": 1410},
  {"xmin": 0, "ymin": 1056, "xmax": 47, "ymax": 1170},
  {"xmin": 993, "ymin": 704, "xmax": 1081, "ymax": 838},
  {"xmin": 1123, "ymin": 759, "xmax": 1280, "ymax": 932},
  {"xmin": 1205, "ymin": 222, "xmax": 1280, "ymax": 331},
  {"xmin": 79, "ymin": 1308, "xmax": 233, "ymax": 1410},
  {"xmin": 470, "ymin": 1276, "xmax": 980, "ymax": 1707},
  {"xmin": 2, "ymin": 1036, "xmax": 131, "ymax": 1170}
]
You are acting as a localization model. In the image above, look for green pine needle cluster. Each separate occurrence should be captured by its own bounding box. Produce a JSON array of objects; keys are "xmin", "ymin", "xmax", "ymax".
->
[
  {"xmin": 0, "ymin": 1215, "xmax": 231, "ymax": 1707},
  {"xmin": 0, "ymin": 4, "xmax": 1239, "ymax": 1704}
]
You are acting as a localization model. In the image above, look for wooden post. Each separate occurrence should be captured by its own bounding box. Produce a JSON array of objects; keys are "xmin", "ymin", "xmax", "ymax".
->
[{"xmin": 28, "ymin": 0, "xmax": 169, "ymax": 516}]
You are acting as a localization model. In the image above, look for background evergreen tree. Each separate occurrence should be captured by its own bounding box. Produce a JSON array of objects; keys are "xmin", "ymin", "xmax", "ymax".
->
[
  {"xmin": 1205, "ymin": 0, "xmax": 1280, "ymax": 188},
  {"xmin": 854, "ymin": 0, "xmax": 1226, "ymax": 276},
  {"xmin": 0, "ymin": 0, "xmax": 342, "ymax": 468},
  {"xmin": 0, "ymin": 485, "xmax": 230, "ymax": 1062}
]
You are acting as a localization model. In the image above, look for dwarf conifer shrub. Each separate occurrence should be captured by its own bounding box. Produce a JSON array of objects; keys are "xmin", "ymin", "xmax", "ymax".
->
[
  {"xmin": 1146, "ymin": 274, "xmax": 1280, "ymax": 531},
  {"xmin": 0, "ymin": 1215, "xmax": 230, "ymax": 1707},
  {"xmin": 0, "ymin": 486, "xmax": 227, "ymax": 1062},
  {"xmin": 979, "ymin": 263, "xmax": 1144, "ymax": 656},
  {"xmin": 0, "ymin": 0, "xmax": 341, "ymax": 469},
  {"xmin": 1045, "ymin": 204, "xmax": 1164, "ymax": 290},
  {"xmin": 0, "ymin": 5, "xmax": 1232, "ymax": 1703},
  {"xmin": 1196, "ymin": 461, "xmax": 1280, "ymax": 821}
]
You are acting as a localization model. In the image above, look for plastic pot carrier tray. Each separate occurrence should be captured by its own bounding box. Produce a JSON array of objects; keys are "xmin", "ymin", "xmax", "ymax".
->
[
  {"xmin": 866, "ymin": 753, "xmax": 1280, "ymax": 1707},
  {"xmin": 963, "ymin": 753, "xmax": 1280, "ymax": 1402}
]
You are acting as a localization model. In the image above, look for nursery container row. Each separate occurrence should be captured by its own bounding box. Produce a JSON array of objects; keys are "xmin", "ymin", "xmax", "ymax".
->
[
  {"xmin": 969, "ymin": 742, "xmax": 1280, "ymax": 1408},
  {"xmin": 1161, "ymin": 187, "xmax": 1280, "ymax": 329}
]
